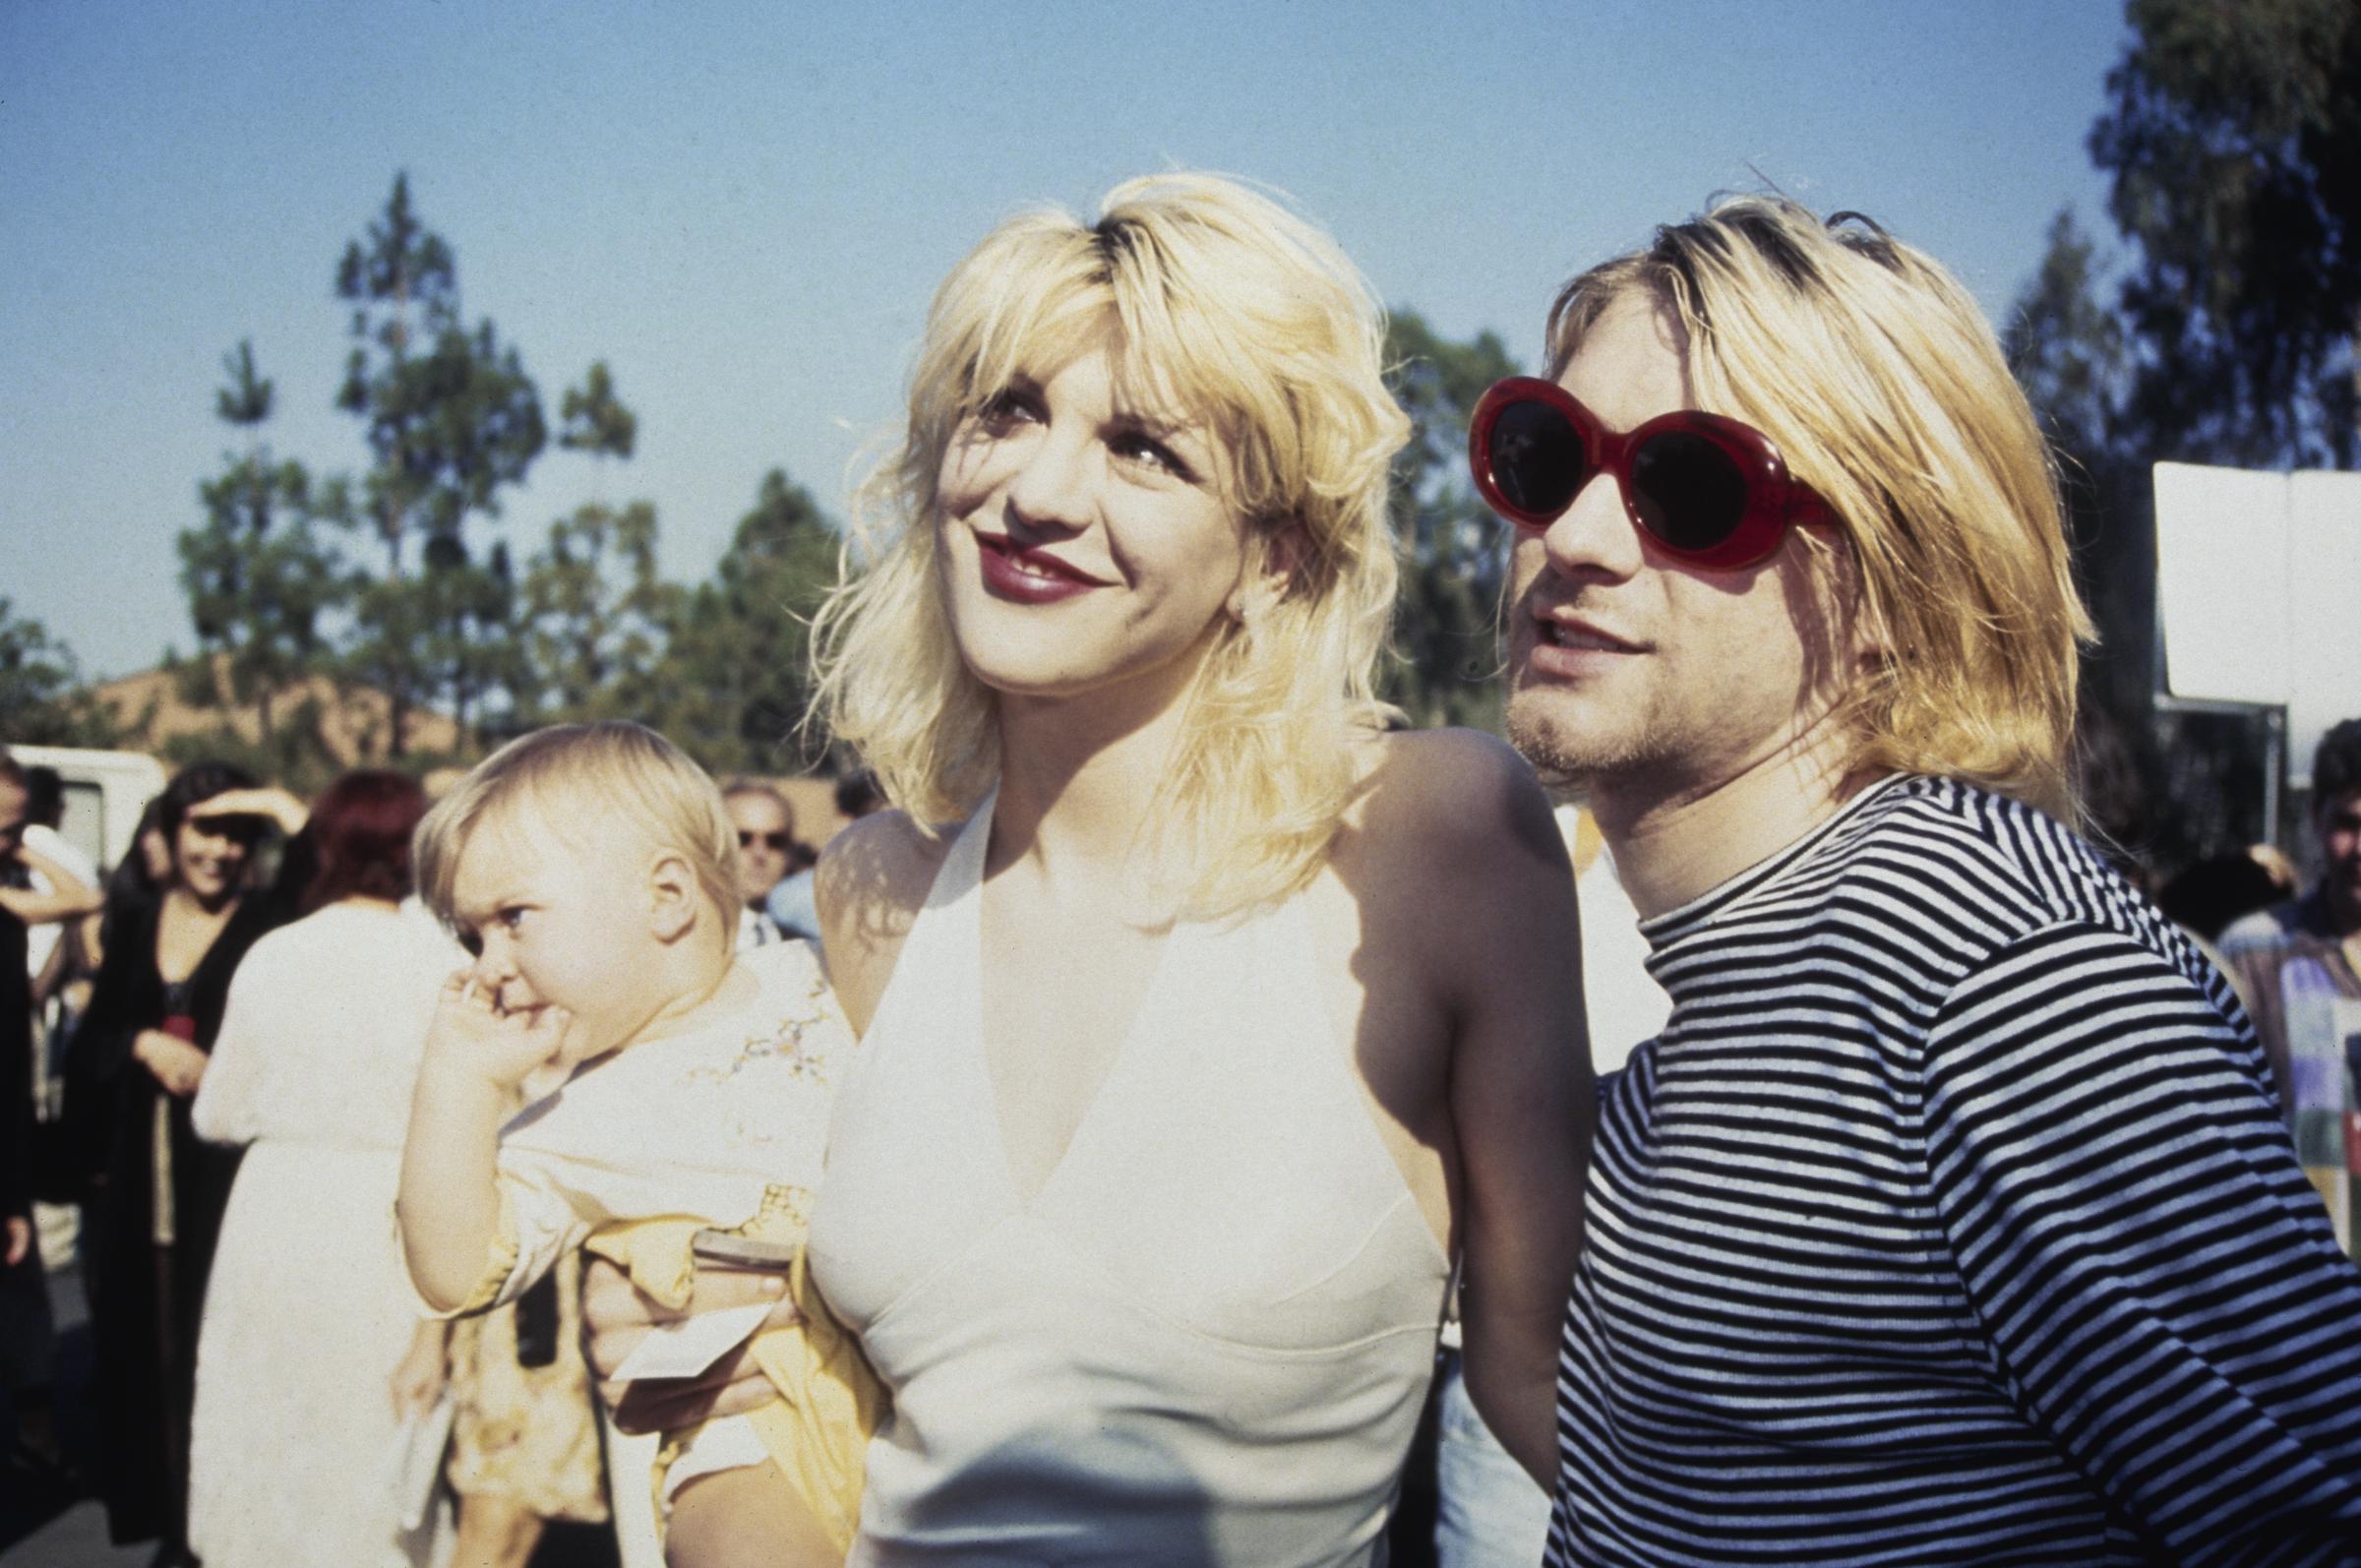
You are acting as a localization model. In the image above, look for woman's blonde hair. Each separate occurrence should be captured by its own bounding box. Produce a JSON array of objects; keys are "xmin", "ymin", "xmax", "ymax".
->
[
  {"xmin": 1545, "ymin": 197, "xmax": 2093, "ymax": 822},
  {"xmin": 413, "ymin": 721, "xmax": 740, "ymax": 935},
  {"xmin": 809, "ymin": 172, "xmax": 1411, "ymax": 916}
]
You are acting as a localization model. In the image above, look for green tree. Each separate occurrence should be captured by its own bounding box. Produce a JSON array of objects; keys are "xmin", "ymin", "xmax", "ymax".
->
[
  {"xmin": 1381, "ymin": 310, "xmax": 1519, "ymax": 731},
  {"xmin": 517, "ymin": 364, "xmax": 676, "ymax": 727},
  {"xmin": 520, "ymin": 500, "xmax": 676, "ymax": 725},
  {"xmin": 2090, "ymin": 0, "xmax": 2361, "ymax": 466},
  {"xmin": 646, "ymin": 469, "xmax": 840, "ymax": 774},
  {"xmin": 2005, "ymin": 212, "xmax": 2152, "ymax": 711},
  {"xmin": 558, "ymin": 360, "xmax": 636, "ymax": 460},
  {"xmin": 332, "ymin": 173, "xmax": 546, "ymax": 754},
  {"xmin": 175, "ymin": 340, "xmax": 346, "ymax": 756},
  {"xmin": 2006, "ymin": 0, "xmax": 2361, "ymax": 868},
  {"xmin": 0, "ymin": 599, "xmax": 116, "ymax": 747}
]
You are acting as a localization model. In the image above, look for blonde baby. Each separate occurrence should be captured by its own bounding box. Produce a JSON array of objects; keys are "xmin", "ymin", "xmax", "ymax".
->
[{"xmin": 396, "ymin": 722, "xmax": 877, "ymax": 1568}]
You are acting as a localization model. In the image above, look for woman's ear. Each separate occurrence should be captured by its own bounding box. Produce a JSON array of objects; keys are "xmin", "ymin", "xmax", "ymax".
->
[
  {"xmin": 1228, "ymin": 519, "xmax": 1308, "ymax": 624},
  {"xmin": 645, "ymin": 852, "xmax": 702, "ymax": 944}
]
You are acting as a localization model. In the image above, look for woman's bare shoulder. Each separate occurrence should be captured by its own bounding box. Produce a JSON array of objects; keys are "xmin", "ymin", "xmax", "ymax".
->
[
  {"xmin": 1344, "ymin": 727, "xmax": 1561, "ymax": 867},
  {"xmin": 818, "ymin": 809, "xmax": 945, "ymax": 901},
  {"xmin": 816, "ymin": 808, "xmax": 958, "ymax": 1031}
]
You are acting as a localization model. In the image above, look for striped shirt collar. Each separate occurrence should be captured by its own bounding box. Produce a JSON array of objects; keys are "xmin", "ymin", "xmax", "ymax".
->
[{"xmin": 1638, "ymin": 772, "xmax": 1914, "ymax": 952}]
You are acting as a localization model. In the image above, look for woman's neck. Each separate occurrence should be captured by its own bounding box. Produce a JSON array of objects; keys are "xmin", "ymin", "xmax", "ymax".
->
[
  {"xmin": 166, "ymin": 880, "xmax": 241, "ymax": 920},
  {"xmin": 992, "ymin": 679, "xmax": 1197, "ymax": 880}
]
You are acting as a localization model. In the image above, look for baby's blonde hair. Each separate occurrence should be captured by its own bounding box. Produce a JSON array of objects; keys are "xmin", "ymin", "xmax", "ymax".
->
[
  {"xmin": 809, "ymin": 172, "xmax": 1411, "ymax": 917},
  {"xmin": 414, "ymin": 721, "xmax": 740, "ymax": 934},
  {"xmin": 1546, "ymin": 197, "xmax": 2093, "ymax": 823}
]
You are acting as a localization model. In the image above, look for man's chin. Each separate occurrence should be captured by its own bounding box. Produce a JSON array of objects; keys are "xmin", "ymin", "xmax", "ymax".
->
[{"xmin": 1507, "ymin": 694, "xmax": 1609, "ymax": 792}]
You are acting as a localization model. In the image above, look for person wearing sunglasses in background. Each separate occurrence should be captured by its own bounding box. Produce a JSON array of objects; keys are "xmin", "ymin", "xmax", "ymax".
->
[
  {"xmin": 1476, "ymin": 197, "xmax": 2361, "ymax": 1565},
  {"xmin": 722, "ymin": 781, "xmax": 802, "ymax": 949}
]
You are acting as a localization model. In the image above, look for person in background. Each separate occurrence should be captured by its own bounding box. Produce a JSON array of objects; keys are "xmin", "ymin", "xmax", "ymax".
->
[
  {"xmin": 2, "ymin": 751, "xmax": 106, "ymax": 1499},
  {"xmin": 20, "ymin": 766, "xmax": 101, "ymax": 1040},
  {"xmin": 766, "ymin": 772, "xmax": 881, "ymax": 947},
  {"xmin": 2158, "ymin": 848, "xmax": 2299, "ymax": 949},
  {"xmin": 90, "ymin": 799, "xmax": 175, "ymax": 973},
  {"xmin": 1, "ymin": 752, "xmax": 104, "ymax": 1252},
  {"xmin": 61, "ymin": 761, "xmax": 309, "ymax": 1563},
  {"xmin": 0, "ymin": 759, "xmax": 104, "ymax": 938},
  {"xmin": 185, "ymin": 769, "xmax": 455, "ymax": 1567},
  {"xmin": 2220, "ymin": 716, "xmax": 2361, "ymax": 1257},
  {"xmin": 722, "ymin": 781, "xmax": 797, "ymax": 949},
  {"xmin": 1485, "ymin": 193, "xmax": 2361, "ymax": 1565}
]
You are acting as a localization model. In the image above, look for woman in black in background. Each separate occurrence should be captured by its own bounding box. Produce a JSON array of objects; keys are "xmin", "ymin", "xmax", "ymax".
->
[{"xmin": 63, "ymin": 762, "xmax": 308, "ymax": 1565}]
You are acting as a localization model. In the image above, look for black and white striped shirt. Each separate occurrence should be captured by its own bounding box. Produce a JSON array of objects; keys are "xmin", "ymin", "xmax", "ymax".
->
[{"xmin": 1547, "ymin": 775, "xmax": 2361, "ymax": 1566}]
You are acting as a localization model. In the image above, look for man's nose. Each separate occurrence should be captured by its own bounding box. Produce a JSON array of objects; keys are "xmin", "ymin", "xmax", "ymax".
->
[{"xmin": 1540, "ymin": 471, "xmax": 1642, "ymax": 580}]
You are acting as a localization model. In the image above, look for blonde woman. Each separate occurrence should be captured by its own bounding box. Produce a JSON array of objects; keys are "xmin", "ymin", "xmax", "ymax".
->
[{"xmin": 584, "ymin": 173, "xmax": 1593, "ymax": 1565}]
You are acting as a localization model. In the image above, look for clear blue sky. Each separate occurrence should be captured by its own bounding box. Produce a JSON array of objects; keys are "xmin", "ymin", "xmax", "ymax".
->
[{"xmin": 3, "ymin": 0, "xmax": 2130, "ymax": 682}]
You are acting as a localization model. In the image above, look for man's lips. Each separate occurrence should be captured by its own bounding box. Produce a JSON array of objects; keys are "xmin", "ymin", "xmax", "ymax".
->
[{"xmin": 1532, "ymin": 614, "xmax": 1644, "ymax": 654}]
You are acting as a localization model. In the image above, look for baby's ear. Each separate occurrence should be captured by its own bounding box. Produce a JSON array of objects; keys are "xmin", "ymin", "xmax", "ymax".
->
[{"xmin": 645, "ymin": 852, "xmax": 701, "ymax": 943}]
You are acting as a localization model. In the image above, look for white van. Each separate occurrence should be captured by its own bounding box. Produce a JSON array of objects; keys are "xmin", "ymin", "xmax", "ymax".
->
[{"xmin": 7, "ymin": 743, "xmax": 168, "ymax": 874}]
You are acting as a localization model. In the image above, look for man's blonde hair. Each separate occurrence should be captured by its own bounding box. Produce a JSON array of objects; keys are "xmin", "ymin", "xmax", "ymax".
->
[
  {"xmin": 1546, "ymin": 197, "xmax": 2093, "ymax": 823},
  {"xmin": 809, "ymin": 172, "xmax": 1411, "ymax": 916},
  {"xmin": 413, "ymin": 721, "xmax": 740, "ymax": 933}
]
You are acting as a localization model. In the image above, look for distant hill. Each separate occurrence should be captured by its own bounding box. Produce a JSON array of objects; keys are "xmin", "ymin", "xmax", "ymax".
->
[
  {"xmin": 89, "ymin": 656, "xmax": 854, "ymax": 845},
  {"xmin": 93, "ymin": 656, "xmax": 460, "ymax": 766}
]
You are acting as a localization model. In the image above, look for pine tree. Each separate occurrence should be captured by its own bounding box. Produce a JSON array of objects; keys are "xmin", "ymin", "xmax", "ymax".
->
[
  {"xmin": 174, "ymin": 339, "xmax": 345, "ymax": 764},
  {"xmin": 330, "ymin": 173, "xmax": 545, "ymax": 754}
]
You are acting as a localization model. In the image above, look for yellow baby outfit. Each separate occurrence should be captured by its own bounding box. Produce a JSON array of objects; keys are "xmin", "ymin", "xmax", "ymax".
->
[
  {"xmin": 586, "ymin": 1200, "xmax": 882, "ymax": 1547},
  {"xmin": 431, "ymin": 941, "xmax": 878, "ymax": 1554}
]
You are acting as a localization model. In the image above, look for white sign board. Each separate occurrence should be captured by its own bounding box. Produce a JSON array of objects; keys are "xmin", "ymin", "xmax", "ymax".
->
[{"xmin": 2155, "ymin": 461, "xmax": 2361, "ymax": 790}]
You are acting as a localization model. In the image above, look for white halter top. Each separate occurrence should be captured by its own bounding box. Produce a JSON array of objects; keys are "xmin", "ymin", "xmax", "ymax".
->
[{"xmin": 808, "ymin": 795, "xmax": 1451, "ymax": 1567}]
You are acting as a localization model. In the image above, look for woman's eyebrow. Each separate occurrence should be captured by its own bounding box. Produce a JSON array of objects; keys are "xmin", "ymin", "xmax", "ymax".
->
[{"xmin": 1106, "ymin": 405, "xmax": 1207, "ymax": 452}]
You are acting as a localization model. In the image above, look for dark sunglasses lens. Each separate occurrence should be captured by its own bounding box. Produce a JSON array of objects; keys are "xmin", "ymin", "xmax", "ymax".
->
[
  {"xmin": 1488, "ymin": 399, "xmax": 1589, "ymax": 519},
  {"xmin": 1630, "ymin": 431, "xmax": 1751, "ymax": 553}
]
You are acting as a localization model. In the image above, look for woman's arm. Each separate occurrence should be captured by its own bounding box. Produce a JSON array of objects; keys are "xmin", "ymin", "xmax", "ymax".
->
[
  {"xmin": 1371, "ymin": 731, "xmax": 1594, "ymax": 1487},
  {"xmin": 0, "ymin": 839, "xmax": 103, "ymax": 925},
  {"xmin": 396, "ymin": 973, "xmax": 573, "ymax": 1312},
  {"xmin": 581, "ymin": 1257, "xmax": 796, "ymax": 1432},
  {"xmin": 132, "ymin": 1028, "xmax": 210, "ymax": 1096},
  {"xmin": 186, "ymin": 785, "xmax": 310, "ymax": 840}
]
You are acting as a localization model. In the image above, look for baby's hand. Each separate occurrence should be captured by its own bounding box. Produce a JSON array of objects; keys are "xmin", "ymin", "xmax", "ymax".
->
[{"xmin": 423, "ymin": 970, "xmax": 573, "ymax": 1093}]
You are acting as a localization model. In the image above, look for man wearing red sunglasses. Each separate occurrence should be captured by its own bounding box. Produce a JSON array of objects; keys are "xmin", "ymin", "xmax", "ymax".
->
[{"xmin": 1489, "ymin": 198, "xmax": 2361, "ymax": 1566}]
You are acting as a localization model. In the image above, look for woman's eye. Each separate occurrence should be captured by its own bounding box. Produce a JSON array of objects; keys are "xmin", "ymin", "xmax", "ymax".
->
[
  {"xmin": 1113, "ymin": 431, "xmax": 1191, "ymax": 481},
  {"xmin": 977, "ymin": 389, "xmax": 1043, "ymax": 430},
  {"xmin": 500, "ymin": 908, "xmax": 527, "ymax": 932}
]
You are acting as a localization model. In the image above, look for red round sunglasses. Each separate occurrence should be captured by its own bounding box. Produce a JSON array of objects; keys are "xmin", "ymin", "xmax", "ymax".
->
[{"xmin": 1468, "ymin": 376, "xmax": 1827, "ymax": 571}]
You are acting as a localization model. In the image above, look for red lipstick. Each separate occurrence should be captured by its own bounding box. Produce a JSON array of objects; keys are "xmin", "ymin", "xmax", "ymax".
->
[{"xmin": 975, "ymin": 534, "xmax": 1108, "ymax": 605}]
